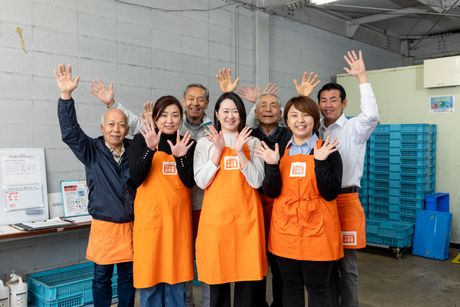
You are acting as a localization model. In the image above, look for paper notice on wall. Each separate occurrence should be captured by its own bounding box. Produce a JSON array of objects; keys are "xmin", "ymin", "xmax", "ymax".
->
[
  {"xmin": 0, "ymin": 148, "xmax": 49, "ymax": 225},
  {"xmin": 61, "ymin": 180, "xmax": 89, "ymax": 217},
  {"xmin": 48, "ymin": 192, "xmax": 64, "ymax": 218},
  {"xmin": 3, "ymin": 183, "xmax": 43, "ymax": 211},
  {"xmin": 430, "ymin": 95, "xmax": 455, "ymax": 113}
]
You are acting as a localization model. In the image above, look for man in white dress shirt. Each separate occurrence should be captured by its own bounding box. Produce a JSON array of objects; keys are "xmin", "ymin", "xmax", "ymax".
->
[{"xmin": 317, "ymin": 50, "xmax": 379, "ymax": 307}]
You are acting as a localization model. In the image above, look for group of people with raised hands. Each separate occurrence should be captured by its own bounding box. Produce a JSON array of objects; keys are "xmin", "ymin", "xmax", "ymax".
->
[{"xmin": 54, "ymin": 49, "xmax": 378, "ymax": 307}]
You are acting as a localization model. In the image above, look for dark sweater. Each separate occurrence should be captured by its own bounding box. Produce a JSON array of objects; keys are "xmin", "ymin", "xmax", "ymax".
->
[{"xmin": 128, "ymin": 132, "xmax": 196, "ymax": 189}]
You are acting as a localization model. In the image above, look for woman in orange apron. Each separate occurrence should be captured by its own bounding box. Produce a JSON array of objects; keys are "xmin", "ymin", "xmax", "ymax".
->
[
  {"xmin": 128, "ymin": 96, "xmax": 195, "ymax": 307},
  {"xmin": 194, "ymin": 92, "xmax": 267, "ymax": 307},
  {"xmin": 255, "ymin": 96, "xmax": 343, "ymax": 307}
]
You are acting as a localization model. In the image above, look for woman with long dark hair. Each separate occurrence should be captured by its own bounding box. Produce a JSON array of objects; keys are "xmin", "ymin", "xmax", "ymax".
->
[{"xmin": 194, "ymin": 92, "xmax": 267, "ymax": 307}]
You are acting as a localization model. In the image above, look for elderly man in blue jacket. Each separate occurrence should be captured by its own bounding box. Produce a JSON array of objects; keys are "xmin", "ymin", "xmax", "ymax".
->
[{"xmin": 55, "ymin": 64, "xmax": 135, "ymax": 307}]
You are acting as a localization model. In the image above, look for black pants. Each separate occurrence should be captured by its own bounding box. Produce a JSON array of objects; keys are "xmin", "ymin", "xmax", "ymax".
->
[
  {"xmin": 254, "ymin": 252, "xmax": 283, "ymax": 307},
  {"xmin": 276, "ymin": 255, "xmax": 334, "ymax": 307},
  {"xmin": 210, "ymin": 281, "xmax": 256, "ymax": 307}
]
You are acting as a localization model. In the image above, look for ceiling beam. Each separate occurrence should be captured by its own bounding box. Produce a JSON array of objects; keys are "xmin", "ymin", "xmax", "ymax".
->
[
  {"xmin": 347, "ymin": 8, "xmax": 424, "ymax": 27},
  {"xmin": 345, "ymin": 8, "xmax": 423, "ymax": 38},
  {"xmin": 417, "ymin": 0, "xmax": 444, "ymax": 12}
]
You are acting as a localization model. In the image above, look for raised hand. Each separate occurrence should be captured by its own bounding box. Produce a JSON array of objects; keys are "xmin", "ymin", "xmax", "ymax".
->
[
  {"xmin": 140, "ymin": 118, "xmax": 162, "ymax": 150},
  {"xmin": 343, "ymin": 50, "xmax": 368, "ymax": 83},
  {"xmin": 293, "ymin": 72, "xmax": 321, "ymax": 97},
  {"xmin": 234, "ymin": 126, "xmax": 252, "ymax": 153},
  {"xmin": 314, "ymin": 136, "xmax": 339, "ymax": 161},
  {"xmin": 217, "ymin": 67, "xmax": 240, "ymax": 93},
  {"xmin": 236, "ymin": 86, "xmax": 260, "ymax": 103},
  {"xmin": 141, "ymin": 100, "xmax": 155, "ymax": 127},
  {"xmin": 206, "ymin": 125, "xmax": 225, "ymax": 153},
  {"xmin": 236, "ymin": 82, "xmax": 279, "ymax": 104},
  {"xmin": 262, "ymin": 82, "xmax": 279, "ymax": 96},
  {"xmin": 90, "ymin": 80, "xmax": 115, "ymax": 106},
  {"xmin": 255, "ymin": 141, "xmax": 280, "ymax": 165},
  {"xmin": 54, "ymin": 64, "xmax": 80, "ymax": 100},
  {"xmin": 167, "ymin": 131, "xmax": 194, "ymax": 157}
]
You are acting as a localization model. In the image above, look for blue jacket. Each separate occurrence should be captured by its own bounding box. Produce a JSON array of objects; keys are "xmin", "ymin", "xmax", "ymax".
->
[{"xmin": 58, "ymin": 98, "xmax": 135, "ymax": 223}]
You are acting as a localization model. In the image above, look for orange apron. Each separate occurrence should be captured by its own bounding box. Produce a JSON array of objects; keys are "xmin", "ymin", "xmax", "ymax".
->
[
  {"xmin": 268, "ymin": 145, "xmax": 343, "ymax": 261},
  {"xmin": 196, "ymin": 145, "xmax": 267, "ymax": 284},
  {"xmin": 133, "ymin": 151, "xmax": 193, "ymax": 288},
  {"xmin": 86, "ymin": 219, "xmax": 133, "ymax": 265},
  {"xmin": 337, "ymin": 193, "xmax": 366, "ymax": 249}
]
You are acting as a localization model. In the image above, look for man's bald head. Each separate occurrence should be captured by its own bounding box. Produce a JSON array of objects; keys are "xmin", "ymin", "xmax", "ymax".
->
[{"xmin": 100, "ymin": 109, "xmax": 129, "ymax": 149}]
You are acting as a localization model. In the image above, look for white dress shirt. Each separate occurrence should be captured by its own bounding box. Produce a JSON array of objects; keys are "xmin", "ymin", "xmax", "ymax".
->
[
  {"xmin": 194, "ymin": 133, "xmax": 265, "ymax": 190},
  {"xmin": 318, "ymin": 83, "xmax": 379, "ymax": 188}
]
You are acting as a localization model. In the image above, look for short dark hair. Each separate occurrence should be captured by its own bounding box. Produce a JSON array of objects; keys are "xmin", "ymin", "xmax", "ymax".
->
[
  {"xmin": 317, "ymin": 83, "xmax": 346, "ymax": 102},
  {"xmin": 213, "ymin": 92, "xmax": 246, "ymax": 133},
  {"xmin": 284, "ymin": 96, "xmax": 320, "ymax": 131},
  {"xmin": 183, "ymin": 84, "xmax": 209, "ymax": 102},
  {"xmin": 152, "ymin": 95, "xmax": 183, "ymax": 122}
]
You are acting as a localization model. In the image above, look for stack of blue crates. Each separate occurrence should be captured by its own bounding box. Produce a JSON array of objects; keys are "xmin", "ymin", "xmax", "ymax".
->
[{"xmin": 364, "ymin": 124, "xmax": 436, "ymax": 248}]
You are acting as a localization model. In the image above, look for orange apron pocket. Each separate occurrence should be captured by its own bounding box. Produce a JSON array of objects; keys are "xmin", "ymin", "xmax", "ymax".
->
[{"xmin": 298, "ymin": 198, "xmax": 324, "ymax": 237}]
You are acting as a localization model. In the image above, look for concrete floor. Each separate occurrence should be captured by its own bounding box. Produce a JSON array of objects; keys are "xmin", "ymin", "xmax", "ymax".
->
[{"xmin": 130, "ymin": 247, "xmax": 460, "ymax": 306}]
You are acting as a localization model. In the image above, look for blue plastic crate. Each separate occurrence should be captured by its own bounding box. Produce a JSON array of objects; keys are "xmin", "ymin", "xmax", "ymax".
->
[
  {"xmin": 368, "ymin": 179, "xmax": 391, "ymax": 190},
  {"xmin": 389, "ymin": 156, "xmax": 435, "ymax": 166},
  {"xmin": 369, "ymin": 171, "xmax": 390, "ymax": 181},
  {"xmin": 388, "ymin": 124, "xmax": 436, "ymax": 134},
  {"xmin": 413, "ymin": 210, "xmax": 452, "ymax": 260},
  {"xmin": 389, "ymin": 133, "xmax": 435, "ymax": 143},
  {"xmin": 388, "ymin": 196, "xmax": 424, "ymax": 208},
  {"xmin": 389, "ymin": 146, "xmax": 436, "ymax": 157},
  {"xmin": 368, "ymin": 194, "xmax": 389, "ymax": 204},
  {"xmin": 372, "ymin": 124, "xmax": 392, "ymax": 134},
  {"xmin": 388, "ymin": 188, "xmax": 428, "ymax": 200},
  {"xmin": 388, "ymin": 164, "xmax": 434, "ymax": 175},
  {"xmin": 28, "ymin": 262, "xmax": 118, "ymax": 306},
  {"xmin": 368, "ymin": 186, "xmax": 390, "ymax": 196},
  {"xmin": 29, "ymin": 291, "xmax": 85, "ymax": 307},
  {"xmin": 368, "ymin": 211, "xmax": 389, "ymax": 220},
  {"xmin": 369, "ymin": 157, "xmax": 390, "ymax": 164},
  {"xmin": 368, "ymin": 203, "xmax": 388, "ymax": 213},
  {"xmin": 368, "ymin": 147, "xmax": 390, "ymax": 157},
  {"xmin": 388, "ymin": 171, "xmax": 435, "ymax": 183},
  {"xmin": 388, "ymin": 212, "xmax": 417, "ymax": 224},
  {"xmin": 366, "ymin": 219, "xmax": 414, "ymax": 247},
  {"xmin": 391, "ymin": 140, "xmax": 435, "ymax": 150},
  {"xmin": 389, "ymin": 204, "xmax": 423, "ymax": 217},
  {"xmin": 425, "ymin": 193, "xmax": 450, "ymax": 212}
]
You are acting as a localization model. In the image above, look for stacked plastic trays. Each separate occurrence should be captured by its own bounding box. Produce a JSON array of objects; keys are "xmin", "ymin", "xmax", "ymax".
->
[{"xmin": 365, "ymin": 124, "xmax": 436, "ymax": 250}]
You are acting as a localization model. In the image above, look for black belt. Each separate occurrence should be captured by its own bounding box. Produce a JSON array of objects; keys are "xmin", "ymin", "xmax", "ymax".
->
[{"xmin": 340, "ymin": 186, "xmax": 359, "ymax": 194}]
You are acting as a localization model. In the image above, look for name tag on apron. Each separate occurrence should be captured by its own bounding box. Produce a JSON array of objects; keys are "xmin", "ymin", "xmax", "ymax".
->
[
  {"xmin": 162, "ymin": 162, "xmax": 177, "ymax": 175},
  {"xmin": 341, "ymin": 231, "xmax": 357, "ymax": 246},
  {"xmin": 289, "ymin": 162, "xmax": 306, "ymax": 177},
  {"xmin": 224, "ymin": 156, "xmax": 240, "ymax": 170}
]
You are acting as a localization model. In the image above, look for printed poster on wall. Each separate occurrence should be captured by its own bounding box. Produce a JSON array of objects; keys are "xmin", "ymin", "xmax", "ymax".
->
[
  {"xmin": 61, "ymin": 180, "xmax": 89, "ymax": 217},
  {"xmin": 0, "ymin": 148, "xmax": 49, "ymax": 226},
  {"xmin": 430, "ymin": 95, "xmax": 455, "ymax": 113}
]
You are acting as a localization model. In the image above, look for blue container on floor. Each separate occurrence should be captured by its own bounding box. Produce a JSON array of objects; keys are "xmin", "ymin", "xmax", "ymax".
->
[
  {"xmin": 425, "ymin": 192, "xmax": 450, "ymax": 212},
  {"xmin": 412, "ymin": 210, "xmax": 452, "ymax": 260}
]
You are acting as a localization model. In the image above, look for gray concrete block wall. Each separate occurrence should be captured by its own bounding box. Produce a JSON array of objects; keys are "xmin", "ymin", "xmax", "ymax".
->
[{"xmin": 268, "ymin": 15, "xmax": 403, "ymax": 104}]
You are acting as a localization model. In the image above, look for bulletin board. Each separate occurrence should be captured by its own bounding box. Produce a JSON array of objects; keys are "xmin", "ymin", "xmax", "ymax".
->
[{"xmin": 0, "ymin": 148, "xmax": 49, "ymax": 225}]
